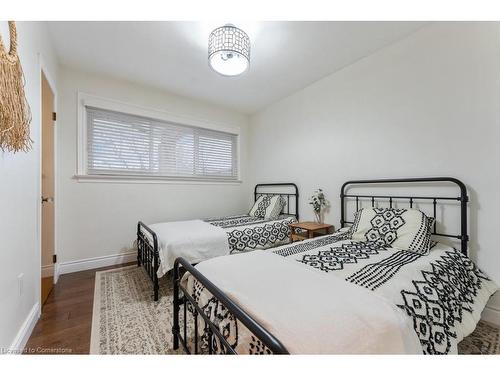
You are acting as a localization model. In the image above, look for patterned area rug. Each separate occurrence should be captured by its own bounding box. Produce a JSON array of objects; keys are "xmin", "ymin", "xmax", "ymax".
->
[
  {"xmin": 91, "ymin": 265, "xmax": 500, "ymax": 354},
  {"xmin": 458, "ymin": 321, "xmax": 500, "ymax": 354},
  {"xmin": 90, "ymin": 266, "xmax": 187, "ymax": 354}
]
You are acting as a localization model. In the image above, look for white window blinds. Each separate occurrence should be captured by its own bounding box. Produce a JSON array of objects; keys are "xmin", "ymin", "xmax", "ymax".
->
[{"xmin": 86, "ymin": 107, "xmax": 238, "ymax": 180}]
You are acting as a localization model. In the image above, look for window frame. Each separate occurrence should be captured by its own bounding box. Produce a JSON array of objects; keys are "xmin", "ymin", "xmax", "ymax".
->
[{"xmin": 76, "ymin": 92, "xmax": 242, "ymax": 184}]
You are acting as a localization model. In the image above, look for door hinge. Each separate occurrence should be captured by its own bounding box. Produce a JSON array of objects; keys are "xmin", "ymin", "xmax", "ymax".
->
[
  {"xmin": 53, "ymin": 254, "xmax": 57, "ymax": 264},
  {"xmin": 52, "ymin": 112, "xmax": 57, "ymax": 121}
]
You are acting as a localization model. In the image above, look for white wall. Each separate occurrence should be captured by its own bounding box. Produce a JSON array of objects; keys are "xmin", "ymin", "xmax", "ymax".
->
[
  {"xmin": 249, "ymin": 22, "xmax": 500, "ymax": 311},
  {"xmin": 0, "ymin": 21, "xmax": 59, "ymax": 350},
  {"xmin": 57, "ymin": 67, "xmax": 250, "ymax": 266}
]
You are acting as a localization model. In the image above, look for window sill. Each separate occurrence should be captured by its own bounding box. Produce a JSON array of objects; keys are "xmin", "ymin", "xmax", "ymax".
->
[{"xmin": 73, "ymin": 175, "xmax": 243, "ymax": 185}]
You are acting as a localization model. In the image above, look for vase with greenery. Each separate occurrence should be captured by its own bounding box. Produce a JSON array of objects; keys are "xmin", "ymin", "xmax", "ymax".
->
[{"xmin": 309, "ymin": 188, "xmax": 329, "ymax": 223}]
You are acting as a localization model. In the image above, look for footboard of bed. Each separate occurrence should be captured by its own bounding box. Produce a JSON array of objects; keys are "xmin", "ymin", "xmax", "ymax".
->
[
  {"xmin": 137, "ymin": 221, "xmax": 160, "ymax": 301},
  {"xmin": 172, "ymin": 257, "xmax": 289, "ymax": 354}
]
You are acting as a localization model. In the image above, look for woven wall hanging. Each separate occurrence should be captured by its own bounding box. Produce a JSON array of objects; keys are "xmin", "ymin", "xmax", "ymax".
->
[{"xmin": 0, "ymin": 21, "xmax": 32, "ymax": 152}]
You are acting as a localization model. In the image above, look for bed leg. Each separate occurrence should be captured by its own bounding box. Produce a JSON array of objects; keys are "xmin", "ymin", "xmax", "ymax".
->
[
  {"xmin": 172, "ymin": 263, "xmax": 180, "ymax": 350},
  {"xmin": 153, "ymin": 243, "xmax": 159, "ymax": 301},
  {"xmin": 153, "ymin": 275, "xmax": 159, "ymax": 302},
  {"xmin": 136, "ymin": 222, "xmax": 141, "ymax": 267}
]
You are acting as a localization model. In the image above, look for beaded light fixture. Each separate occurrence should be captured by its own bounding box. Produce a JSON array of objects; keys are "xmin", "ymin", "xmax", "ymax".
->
[{"xmin": 208, "ymin": 24, "xmax": 250, "ymax": 77}]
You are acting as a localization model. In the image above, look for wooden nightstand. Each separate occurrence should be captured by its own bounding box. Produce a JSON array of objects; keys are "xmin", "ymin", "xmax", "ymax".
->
[{"xmin": 289, "ymin": 221, "xmax": 334, "ymax": 242}]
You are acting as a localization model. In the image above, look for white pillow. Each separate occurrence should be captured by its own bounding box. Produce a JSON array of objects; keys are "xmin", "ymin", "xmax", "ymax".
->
[
  {"xmin": 350, "ymin": 207, "xmax": 434, "ymax": 254},
  {"xmin": 249, "ymin": 195, "xmax": 286, "ymax": 220}
]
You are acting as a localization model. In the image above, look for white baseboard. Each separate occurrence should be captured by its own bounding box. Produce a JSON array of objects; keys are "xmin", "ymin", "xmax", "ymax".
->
[
  {"xmin": 9, "ymin": 302, "xmax": 40, "ymax": 354},
  {"xmin": 58, "ymin": 251, "xmax": 136, "ymax": 275},
  {"xmin": 482, "ymin": 305, "xmax": 500, "ymax": 326},
  {"xmin": 54, "ymin": 262, "xmax": 61, "ymax": 283},
  {"xmin": 481, "ymin": 291, "xmax": 500, "ymax": 326},
  {"xmin": 41, "ymin": 264, "xmax": 54, "ymax": 278}
]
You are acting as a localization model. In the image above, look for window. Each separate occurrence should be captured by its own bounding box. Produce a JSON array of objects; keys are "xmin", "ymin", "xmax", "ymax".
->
[{"xmin": 84, "ymin": 106, "xmax": 239, "ymax": 181}]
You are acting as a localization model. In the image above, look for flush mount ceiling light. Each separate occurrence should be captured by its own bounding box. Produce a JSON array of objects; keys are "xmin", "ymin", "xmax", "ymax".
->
[{"xmin": 208, "ymin": 24, "xmax": 250, "ymax": 77}]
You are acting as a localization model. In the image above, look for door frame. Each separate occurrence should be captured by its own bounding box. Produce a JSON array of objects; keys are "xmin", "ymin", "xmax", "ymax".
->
[{"xmin": 38, "ymin": 53, "xmax": 58, "ymax": 312}]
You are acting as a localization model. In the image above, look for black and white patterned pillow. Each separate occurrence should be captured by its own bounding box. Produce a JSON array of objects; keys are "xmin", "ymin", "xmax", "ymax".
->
[
  {"xmin": 349, "ymin": 208, "xmax": 435, "ymax": 254},
  {"xmin": 249, "ymin": 195, "xmax": 286, "ymax": 220}
]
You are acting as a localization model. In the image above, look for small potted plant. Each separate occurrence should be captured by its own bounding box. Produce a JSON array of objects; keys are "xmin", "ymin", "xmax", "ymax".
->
[{"xmin": 309, "ymin": 189, "xmax": 329, "ymax": 224}]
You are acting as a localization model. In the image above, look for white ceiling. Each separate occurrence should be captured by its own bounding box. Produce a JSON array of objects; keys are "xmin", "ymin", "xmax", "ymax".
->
[{"xmin": 47, "ymin": 21, "xmax": 427, "ymax": 114}]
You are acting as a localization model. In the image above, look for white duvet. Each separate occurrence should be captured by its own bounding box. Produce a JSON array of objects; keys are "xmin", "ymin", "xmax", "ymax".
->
[
  {"xmin": 189, "ymin": 250, "xmax": 423, "ymax": 354},
  {"xmin": 184, "ymin": 234, "xmax": 498, "ymax": 354},
  {"xmin": 149, "ymin": 220, "xmax": 229, "ymax": 277}
]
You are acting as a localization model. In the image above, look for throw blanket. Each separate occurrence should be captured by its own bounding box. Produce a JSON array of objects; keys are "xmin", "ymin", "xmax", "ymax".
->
[
  {"xmin": 203, "ymin": 214, "xmax": 296, "ymax": 253},
  {"xmin": 149, "ymin": 220, "xmax": 229, "ymax": 277}
]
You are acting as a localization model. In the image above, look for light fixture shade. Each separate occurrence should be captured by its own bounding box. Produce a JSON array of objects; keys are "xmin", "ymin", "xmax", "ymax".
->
[{"xmin": 208, "ymin": 25, "xmax": 250, "ymax": 77}]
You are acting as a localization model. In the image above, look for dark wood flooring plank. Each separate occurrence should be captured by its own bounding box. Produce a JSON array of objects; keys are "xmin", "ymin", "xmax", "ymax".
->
[{"xmin": 25, "ymin": 262, "xmax": 134, "ymax": 355}]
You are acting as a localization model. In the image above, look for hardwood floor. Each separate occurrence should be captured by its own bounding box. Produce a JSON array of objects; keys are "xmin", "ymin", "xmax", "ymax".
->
[
  {"xmin": 41, "ymin": 277, "xmax": 53, "ymax": 306},
  {"xmin": 25, "ymin": 262, "xmax": 134, "ymax": 354}
]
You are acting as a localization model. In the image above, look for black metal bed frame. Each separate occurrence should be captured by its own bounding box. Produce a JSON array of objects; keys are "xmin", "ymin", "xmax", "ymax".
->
[
  {"xmin": 137, "ymin": 183, "xmax": 299, "ymax": 301},
  {"xmin": 137, "ymin": 221, "xmax": 160, "ymax": 300},
  {"xmin": 172, "ymin": 257, "xmax": 289, "ymax": 354},
  {"xmin": 340, "ymin": 177, "xmax": 469, "ymax": 255},
  {"xmin": 254, "ymin": 183, "xmax": 299, "ymax": 220},
  {"xmin": 172, "ymin": 177, "xmax": 469, "ymax": 354}
]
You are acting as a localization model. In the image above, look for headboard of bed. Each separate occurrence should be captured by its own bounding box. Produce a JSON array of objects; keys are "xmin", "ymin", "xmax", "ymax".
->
[
  {"xmin": 340, "ymin": 177, "xmax": 469, "ymax": 255},
  {"xmin": 254, "ymin": 183, "xmax": 299, "ymax": 220}
]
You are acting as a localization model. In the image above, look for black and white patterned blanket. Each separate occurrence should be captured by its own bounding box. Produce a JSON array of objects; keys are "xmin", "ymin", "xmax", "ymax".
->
[
  {"xmin": 273, "ymin": 232, "xmax": 498, "ymax": 354},
  {"xmin": 203, "ymin": 214, "xmax": 297, "ymax": 253},
  {"xmin": 185, "ymin": 230, "xmax": 498, "ymax": 354}
]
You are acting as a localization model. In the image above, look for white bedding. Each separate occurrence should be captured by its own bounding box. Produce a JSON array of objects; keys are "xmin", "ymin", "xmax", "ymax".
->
[
  {"xmin": 149, "ymin": 220, "xmax": 229, "ymax": 277},
  {"xmin": 143, "ymin": 214, "xmax": 296, "ymax": 277},
  {"xmin": 183, "ymin": 232, "xmax": 498, "ymax": 354},
  {"xmin": 190, "ymin": 250, "xmax": 422, "ymax": 354}
]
